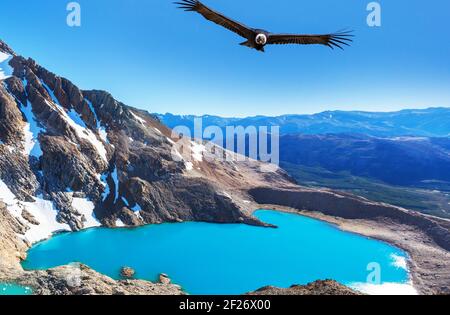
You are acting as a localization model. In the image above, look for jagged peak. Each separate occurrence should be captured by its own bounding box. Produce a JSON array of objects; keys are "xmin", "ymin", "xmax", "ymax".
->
[
  {"xmin": 1, "ymin": 38, "xmax": 290, "ymax": 241},
  {"xmin": 0, "ymin": 39, "xmax": 16, "ymax": 56}
]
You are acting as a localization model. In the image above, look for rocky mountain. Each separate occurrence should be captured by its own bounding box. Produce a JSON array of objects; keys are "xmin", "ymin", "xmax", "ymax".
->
[
  {"xmin": 157, "ymin": 108, "xmax": 450, "ymax": 138},
  {"xmin": 0, "ymin": 39, "xmax": 293, "ymax": 246}
]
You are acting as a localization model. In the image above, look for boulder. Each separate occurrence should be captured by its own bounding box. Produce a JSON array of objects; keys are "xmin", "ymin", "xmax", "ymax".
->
[
  {"xmin": 159, "ymin": 273, "xmax": 171, "ymax": 285},
  {"xmin": 120, "ymin": 267, "xmax": 135, "ymax": 279}
]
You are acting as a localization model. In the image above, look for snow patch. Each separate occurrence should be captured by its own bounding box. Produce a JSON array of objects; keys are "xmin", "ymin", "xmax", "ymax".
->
[
  {"xmin": 191, "ymin": 141, "xmax": 205, "ymax": 162},
  {"xmin": 349, "ymin": 281, "xmax": 418, "ymax": 295},
  {"xmin": 0, "ymin": 142, "xmax": 14, "ymax": 154},
  {"xmin": 135, "ymin": 211, "xmax": 143, "ymax": 221},
  {"xmin": 19, "ymin": 80, "xmax": 44, "ymax": 158},
  {"xmin": 99, "ymin": 127, "xmax": 108, "ymax": 143},
  {"xmin": 166, "ymin": 138, "xmax": 175, "ymax": 145},
  {"xmin": 85, "ymin": 98, "xmax": 100, "ymax": 128},
  {"xmin": 153, "ymin": 127, "xmax": 162, "ymax": 135},
  {"xmin": 23, "ymin": 195, "xmax": 71, "ymax": 243},
  {"xmin": 67, "ymin": 109, "xmax": 87, "ymax": 128},
  {"xmin": 115, "ymin": 218, "xmax": 125, "ymax": 227},
  {"xmin": 86, "ymin": 98, "xmax": 109, "ymax": 144},
  {"xmin": 222, "ymin": 192, "xmax": 232, "ymax": 199},
  {"xmin": 40, "ymin": 81, "xmax": 59, "ymax": 105},
  {"xmin": 71, "ymin": 196, "xmax": 101, "ymax": 228},
  {"xmin": 0, "ymin": 52, "xmax": 13, "ymax": 80},
  {"xmin": 41, "ymin": 83, "xmax": 108, "ymax": 162},
  {"xmin": 57, "ymin": 104, "xmax": 108, "ymax": 162},
  {"xmin": 130, "ymin": 111, "xmax": 146, "ymax": 125},
  {"xmin": 22, "ymin": 120, "xmax": 39, "ymax": 157},
  {"xmin": 0, "ymin": 179, "xmax": 19, "ymax": 204},
  {"xmin": 0, "ymin": 179, "xmax": 70, "ymax": 244},
  {"xmin": 171, "ymin": 147, "xmax": 184, "ymax": 162},
  {"xmin": 185, "ymin": 162, "xmax": 193, "ymax": 171},
  {"xmin": 170, "ymin": 140, "xmax": 205, "ymax": 170},
  {"xmin": 390, "ymin": 254, "xmax": 408, "ymax": 270}
]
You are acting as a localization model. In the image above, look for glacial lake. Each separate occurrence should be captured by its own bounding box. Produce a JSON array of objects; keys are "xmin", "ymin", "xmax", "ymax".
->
[
  {"xmin": 22, "ymin": 210, "xmax": 411, "ymax": 295},
  {"xmin": 0, "ymin": 283, "xmax": 32, "ymax": 295}
]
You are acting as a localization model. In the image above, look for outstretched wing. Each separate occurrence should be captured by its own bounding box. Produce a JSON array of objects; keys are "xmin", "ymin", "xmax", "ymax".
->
[
  {"xmin": 267, "ymin": 31, "xmax": 353, "ymax": 49},
  {"xmin": 175, "ymin": 0, "xmax": 255, "ymax": 39}
]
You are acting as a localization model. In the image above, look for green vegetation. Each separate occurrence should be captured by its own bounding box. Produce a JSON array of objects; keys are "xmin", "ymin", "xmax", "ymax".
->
[{"xmin": 281, "ymin": 162, "xmax": 450, "ymax": 219}]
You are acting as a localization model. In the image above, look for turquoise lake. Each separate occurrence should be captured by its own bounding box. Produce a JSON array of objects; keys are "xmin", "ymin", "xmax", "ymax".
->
[
  {"xmin": 0, "ymin": 283, "xmax": 32, "ymax": 295},
  {"xmin": 22, "ymin": 210, "xmax": 409, "ymax": 294}
]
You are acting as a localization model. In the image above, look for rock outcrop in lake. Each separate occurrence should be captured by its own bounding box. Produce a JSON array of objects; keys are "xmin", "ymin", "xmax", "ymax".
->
[{"xmin": 120, "ymin": 267, "xmax": 135, "ymax": 279}]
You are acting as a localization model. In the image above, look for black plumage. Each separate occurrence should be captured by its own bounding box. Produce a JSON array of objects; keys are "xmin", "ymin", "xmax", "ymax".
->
[{"xmin": 175, "ymin": 0, "xmax": 353, "ymax": 52}]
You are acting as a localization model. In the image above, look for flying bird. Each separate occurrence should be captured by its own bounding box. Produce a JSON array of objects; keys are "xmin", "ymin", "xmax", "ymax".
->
[{"xmin": 175, "ymin": 0, "xmax": 353, "ymax": 52}]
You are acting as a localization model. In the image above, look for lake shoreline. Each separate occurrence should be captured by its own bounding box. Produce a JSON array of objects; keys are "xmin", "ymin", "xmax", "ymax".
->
[
  {"xmin": 256, "ymin": 207, "xmax": 418, "ymax": 294},
  {"xmin": 248, "ymin": 204, "xmax": 450, "ymax": 295},
  {"xmin": 1, "ymin": 195, "xmax": 449, "ymax": 295},
  {"xmin": 21, "ymin": 210, "xmax": 410, "ymax": 295}
]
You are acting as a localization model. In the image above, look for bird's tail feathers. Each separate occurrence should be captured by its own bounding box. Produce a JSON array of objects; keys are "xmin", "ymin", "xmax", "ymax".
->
[{"xmin": 239, "ymin": 40, "xmax": 252, "ymax": 47}]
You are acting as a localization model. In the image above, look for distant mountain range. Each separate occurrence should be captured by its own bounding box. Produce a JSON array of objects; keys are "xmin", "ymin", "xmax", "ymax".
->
[
  {"xmin": 158, "ymin": 111, "xmax": 450, "ymax": 187},
  {"xmin": 157, "ymin": 108, "xmax": 450, "ymax": 138},
  {"xmin": 158, "ymin": 112, "xmax": 450, "ymax": 218},
  {"xmin": 280, "ymin": 134, "xmax": 450, "ymax": 187}
]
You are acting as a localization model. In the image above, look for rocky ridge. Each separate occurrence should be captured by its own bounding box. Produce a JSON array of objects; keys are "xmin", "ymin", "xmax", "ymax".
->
[
  {"xmin": 0, "ymin": 39, "xmax": 294, "ymax": 294},
  {"xmin": 0, "ymin": 39, "xmax": 293, "ymax": 245}
]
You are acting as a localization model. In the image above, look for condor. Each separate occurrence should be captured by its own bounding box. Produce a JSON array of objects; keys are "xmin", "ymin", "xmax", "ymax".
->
[{"xmin": 175, "ymin": 0, "xmax": 353, "ymax": 52}]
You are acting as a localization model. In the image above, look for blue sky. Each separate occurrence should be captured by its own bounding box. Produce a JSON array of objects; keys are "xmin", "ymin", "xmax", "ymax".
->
[{"xmin": 1, "ymin": 0, "xmax": 450, "ymax": 117}]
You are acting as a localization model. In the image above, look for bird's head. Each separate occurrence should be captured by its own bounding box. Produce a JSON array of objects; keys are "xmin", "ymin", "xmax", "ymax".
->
[{"xmin": 255, "ymin": 34, "xmax": 267, "ymax": 45}]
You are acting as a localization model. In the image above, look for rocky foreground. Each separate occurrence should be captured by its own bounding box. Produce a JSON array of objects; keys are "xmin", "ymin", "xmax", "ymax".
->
[
  {"xmin": 1, "ymin": 39, "xmax": 450, "ymax": 295},
  {"xmin": 249, "ymin": 280, "xmax": 361, "ymax": 295}
]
